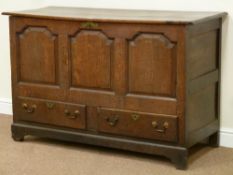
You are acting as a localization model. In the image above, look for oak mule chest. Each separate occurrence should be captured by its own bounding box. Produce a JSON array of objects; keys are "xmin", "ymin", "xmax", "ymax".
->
[{"xmin": 3, "ymin": 7, "xmax": 226, "ymax": 169}]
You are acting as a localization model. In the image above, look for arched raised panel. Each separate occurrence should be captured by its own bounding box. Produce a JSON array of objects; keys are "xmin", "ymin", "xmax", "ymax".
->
[
  {"xmin": 17, "ymin": 27, "xmax": 58, "ymax": 84},
  {"xmin": 70, "ymin": 30, "xmax": 113, "ymax": 90},
  {"xmin": 128, "ymin": 33, "xmax": 177, "ymax": 97}
]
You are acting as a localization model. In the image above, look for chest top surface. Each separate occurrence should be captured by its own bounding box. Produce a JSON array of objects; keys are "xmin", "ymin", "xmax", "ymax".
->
[{"xmin": 2, "ymin": 6, "xmax": 226, "ymax": 24}]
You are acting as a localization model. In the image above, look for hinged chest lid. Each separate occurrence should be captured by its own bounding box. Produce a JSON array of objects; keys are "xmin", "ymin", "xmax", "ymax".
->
[{"xmin": 2, "ymin": 6, "xmax": 227, "ymax": 25}]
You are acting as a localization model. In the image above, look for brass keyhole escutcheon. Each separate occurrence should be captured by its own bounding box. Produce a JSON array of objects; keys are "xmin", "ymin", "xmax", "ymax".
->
[
  {"xmin": 152, "ymin": 121, "xmax": 169, "ymax": 133},
  {"xmin": 131, "ymin": 114, "xmax": 140, "ymax": 121},
  {"xmin": 80, "ymin": 22, "xmax": 98, "ymax": 28},
  {"xmin": 46, "ymin": 102, "xmax": 55, "ymax": 109}
]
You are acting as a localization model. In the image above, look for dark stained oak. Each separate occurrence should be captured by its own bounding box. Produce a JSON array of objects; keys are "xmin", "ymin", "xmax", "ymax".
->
[
  {"xmin": 15, "ymin": 97, "xmax": 86, "ymax": 129},
  {"xmin": 17, "ymin": 26, "xmax": 58, "ymax": 84},
  {"xmin": 2, "ymin": 6, "xmax": 226, "ymax": 24},
  {"xmin": 11, "ymin": 122, "xmax": 188, "ymax": 170},
  {"xmin": 97, "ymin": 107, "xmax": 178, "ymax": 142},
  {"xmin": 70, "ymin": 30, "xmax": 113, "ymax": 90},
  {"xmin": 128, "ymin": 33, "xmax": 176, "ymax": 97},
  {"xmin": 2, "ymin": 7, "xmax": 226, "ymax": 170}
]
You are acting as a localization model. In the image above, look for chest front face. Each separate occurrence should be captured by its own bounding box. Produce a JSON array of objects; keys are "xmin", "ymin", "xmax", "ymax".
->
[{"xmin": 10, "ymin": 17, "xmax": 186, "ymax": 143}]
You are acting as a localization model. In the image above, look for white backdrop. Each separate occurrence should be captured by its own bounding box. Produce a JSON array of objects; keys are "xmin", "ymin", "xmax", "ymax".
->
[{"xmin": 0, "ymin": 0, "xmax": 233, "ymax": 147}]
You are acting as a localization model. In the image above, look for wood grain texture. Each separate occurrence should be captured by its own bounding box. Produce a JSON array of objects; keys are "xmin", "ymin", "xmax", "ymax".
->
[
  {"xmin": 11, "ymin": 122, "xmax": 188, "ymax": 169},
  {"xmin": 186, "ymin": 84, "xmax": 218, "ymax": 132},
  {"xmin": 64, "ymin": 20, "xmax": 181, "ymax": 115},
  {"xmin": 186, "ymin": 30, "xmax": 218, "ymax": 80},
  {"xmin": 4, "ymin": 8, "xmax": 225, "ymax": 170},
  {"xmin": 15, "ymin": 97, "xmax": 86, "ymax": 129},
  {"xmin": 70, "ymin": 30, "xmax": 113, "ymax": 90},
  {"xmin": 128, "ymin": 33, "xmax": 176, "ymax": 97},
  {"xmin": 2, "ymin": 6, "xmax": 227, "ymax": 24},
  {"xmin": 185, "ymin": 19, "xmax": 221, "ymax": 147},
  {"xmin": 17, "ymin": 26, "xmax": 58, "ymax": 84},
  {"xmin": 97, "ymin": 107, "xmax": 178, "ymax": 142}
]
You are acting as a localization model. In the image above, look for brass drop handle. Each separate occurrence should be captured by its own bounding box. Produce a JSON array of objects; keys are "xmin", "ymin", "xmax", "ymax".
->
[
  {"xmin": 22, "ymin": 103, "xmax": 37, "ymax": 113},
  {"xmin": 105, "ymin": 116, "xmax": 119, "ymax": 127},
  {"xmin": 64, "ymin": 109, "xmax": 80, "ymax": 119},
  {"xmin": 152, "ymin": 121, "xmax": 169, "ymax": 133}
]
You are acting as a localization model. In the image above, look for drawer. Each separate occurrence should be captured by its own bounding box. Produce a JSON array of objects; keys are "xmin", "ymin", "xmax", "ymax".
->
[
  {"xmin": 97, "ymin": 108, "xmax": 178, "ymax": 142},
  {"xmin": 15, "ymin": 98, "xmax": 86, "ymax": 129}
]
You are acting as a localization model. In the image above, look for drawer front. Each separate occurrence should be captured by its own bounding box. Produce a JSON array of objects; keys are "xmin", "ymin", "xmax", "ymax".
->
[
  {"xmin": 14, "ymin": 98, "xmax": 86, "ymax": 129},
  {"xmin": 97, "ymin": 108, "xmax": 178, "ymax": 142}
]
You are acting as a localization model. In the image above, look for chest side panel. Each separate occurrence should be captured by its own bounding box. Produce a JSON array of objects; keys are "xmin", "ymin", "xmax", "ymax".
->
[{"xmin": 185, "ymin": 19, "xmax": 221, "ymax": 147}]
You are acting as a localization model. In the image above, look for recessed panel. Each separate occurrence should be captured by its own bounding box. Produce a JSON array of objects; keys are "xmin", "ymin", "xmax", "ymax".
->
[
  {"xmin": 17, "ymin": 27, "xmax": 58, "ymax": 84},
  {"xmin": 187, "ymin": 30, "xmax": 218, "ymax": 80},
  {"xmin": 128, "ymin": 33, "xmax": 177, "ymax": 97},
  {"xmin": 70, "ymin": 30, "xmax": 113, "ymax": 90}
]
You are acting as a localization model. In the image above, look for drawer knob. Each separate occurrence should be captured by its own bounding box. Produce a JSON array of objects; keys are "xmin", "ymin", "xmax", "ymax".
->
[
  {"xmin": 21, "ymin": 103, "xmax": 37, "ymax": 113},
  {"xmin": 152, "ymin": 121, "xmax": 169, "ymax": 133},
  {"xmin": 64, "ymin": 109, "xmax": 80, "ymax": 119},
  {"xmin": 105, "ymin": 116, "xmax": 119, "ymax": 127}
]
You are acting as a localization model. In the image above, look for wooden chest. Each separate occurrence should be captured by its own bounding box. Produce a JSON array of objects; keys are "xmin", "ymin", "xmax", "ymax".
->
[{"xmin": 3, "ymin": 7, "xmax": 226, "ymax": 169}]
